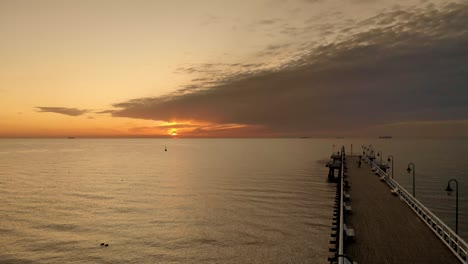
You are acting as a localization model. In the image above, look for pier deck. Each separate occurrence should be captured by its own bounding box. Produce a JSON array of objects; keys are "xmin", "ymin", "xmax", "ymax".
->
[{"xmin": 345, "ymin": 156, "xmax": 460, "ymax": 263}]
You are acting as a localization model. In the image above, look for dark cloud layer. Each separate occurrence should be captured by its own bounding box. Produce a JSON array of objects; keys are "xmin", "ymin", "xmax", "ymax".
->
[
  {"xmin": 36, "ymin": 107, "xmax": 89, "ymax": 116},
  {"xmin": 111, "ymin": 2, "xmax": 468, "ymax": 136}
]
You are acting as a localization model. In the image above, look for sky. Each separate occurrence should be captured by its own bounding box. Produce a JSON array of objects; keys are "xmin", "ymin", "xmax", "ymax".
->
[{"xmin": 1, "ymin": 0, "xmax": 467, "ymax": 138}]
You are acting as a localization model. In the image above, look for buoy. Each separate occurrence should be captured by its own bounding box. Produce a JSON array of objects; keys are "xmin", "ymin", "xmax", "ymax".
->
[
  {"xmin": 105, "ymin": 244, "xmax": 109, "ymax": 247},
  {"xmin": 165, "ymin": 147, "xmax": 167, "ymax": 151},
  {"xmin": 100, "ymin": 243, "xmax": 104, "ymax": 246}
]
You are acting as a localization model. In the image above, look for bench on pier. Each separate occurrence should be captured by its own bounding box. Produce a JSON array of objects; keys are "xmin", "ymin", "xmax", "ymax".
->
[
  {"xmin": 344, "ymin": 259, "xmax": 358, "ymax": 264},
  {"xmin": 379, "ymin": 175, "xmax": 386, "ymax": 182},
  {"xmin": 344, "ymin": 223, "xmax": 355, "ymax": 239},
  {"xmin": 328, "ymin": 254, "xmax": 358, "ymax": 264},
  {"xmin": 344, "ymin": 202, "xmax": 352, "ymax": 213},
  {"xmin": 391, "ymin": 187, "xmax": 399, "ymax": 196},
  {"xmin": 344, "ymin": 192, "xmax": 351, "ymax": 201},
  {"xmin": 344, "ymin": 178, "xmax": 351, "ymax": 188}
]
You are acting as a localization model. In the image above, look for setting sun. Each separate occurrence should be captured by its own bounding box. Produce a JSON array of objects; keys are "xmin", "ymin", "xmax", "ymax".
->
[{"xmin": 168, "ymin": 128, "xmax": 178, "ymax": 136}]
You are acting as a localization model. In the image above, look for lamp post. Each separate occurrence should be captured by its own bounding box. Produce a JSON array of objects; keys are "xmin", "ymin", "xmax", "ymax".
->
[
  {"xmin": 445, "ymin": 179, "xmax": 459, "ymax": 234},
  {"xmin": 407, "ymin": 163, "xmax": 416, "ymax": 197},
  {"xmin": 377, "ymin": 151, "xmax": 382, "ymax": 165},
  {"xmin": 367, "ymin": 145, "xmax": 374, "ymax": 160},
  {"xmin": 387, "ymin": 155, "xmax": 394, "ymax": 179}
]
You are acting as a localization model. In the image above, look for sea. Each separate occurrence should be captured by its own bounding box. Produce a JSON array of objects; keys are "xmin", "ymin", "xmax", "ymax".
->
[{"xmin": 0, "ymin": 138, "xmax": 466, "ymax": 263}]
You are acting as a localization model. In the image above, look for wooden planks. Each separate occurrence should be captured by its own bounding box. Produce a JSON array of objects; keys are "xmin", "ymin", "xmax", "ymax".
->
[{"xmin": 345, "ymin": 156, "xmax": 460, "ymax": 264}]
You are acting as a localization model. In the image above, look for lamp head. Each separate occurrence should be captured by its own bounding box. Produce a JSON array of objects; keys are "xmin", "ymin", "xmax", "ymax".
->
[
  {"xmin": 387, "ymin": 157, "xmax": 391, "ymax": 162},
  {"xmin": 406, "ymin": 167, "xmax": 411, "ymax": 173},
  {"xmin": 377, "ymin": 152, "xmax": 380, "ymax": 157},
  {"xmin": 445, "ymin": 184, "xmax": 454, "ymax": 192}
]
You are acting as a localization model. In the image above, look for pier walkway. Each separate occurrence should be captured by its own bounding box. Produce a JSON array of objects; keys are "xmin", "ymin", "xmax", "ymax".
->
[{"xmin": 345, "ymin": 155, "xmax": 460, "ymax": 263}]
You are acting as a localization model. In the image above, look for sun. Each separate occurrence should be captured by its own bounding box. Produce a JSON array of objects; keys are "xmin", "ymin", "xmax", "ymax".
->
[{"xmin": 168, "ymin": 128, "xmax": 178, "ymax": 136}]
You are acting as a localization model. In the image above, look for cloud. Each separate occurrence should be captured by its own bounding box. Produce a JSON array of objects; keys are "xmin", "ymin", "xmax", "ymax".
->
[
  {"xmin": 110, "ymin": 2, "xmax": 468, "ymax": 137},
  {"xmin": 94, "ymin": 109, "xmax": 115, "ymax": 114},
  {"xmin": 200, "ymin": 14, "xmax": 221, "ymax": 26},
  {"xmin": 302, "ymin": 0, "xmax": 324, "ymax": 3},
  {"xmin": 36, "ymin": 107, "xmax": 89, "ymax": 116},
  {"xmin": 127, "ymin": 122, "xmax": 268, "ymax": 137},
  {"xmin": 258, "ymin": 19, "xmax": 281, "ymax": 25}
]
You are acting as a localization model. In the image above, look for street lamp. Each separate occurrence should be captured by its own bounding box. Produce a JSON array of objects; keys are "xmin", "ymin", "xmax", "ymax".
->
[
  {"xmin": 377, "ymin": 151, "xmax": 382, "ymax": 165},
  {"xmin": 387, "ymin": 155, "xmax": 394, "ymax": 179},
  {"xmin": 445, "ymin": 179, "xmax": 459, "ymax": 234},
  {"xmin": 407, "ymin": 163, "xmax": 416, "ymax": 197},
  {"xmin": 367, "ymin": 145, "xmax": 374, "ymax": 158}
]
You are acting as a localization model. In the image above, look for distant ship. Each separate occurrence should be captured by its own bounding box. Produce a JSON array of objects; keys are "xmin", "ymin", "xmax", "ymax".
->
[
  {"xmin": 67, "ymin": 137, "xmax": 75, "ymax": 139},
  {"xmin": 379, "ymin": 136, "xmax": 392, "ymax": 139}
]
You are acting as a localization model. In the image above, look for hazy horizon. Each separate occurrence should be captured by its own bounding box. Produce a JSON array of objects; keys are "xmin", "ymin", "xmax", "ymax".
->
[{"xmin": 2, "ymin": 135, "xmax": 468, "ymax": 140}]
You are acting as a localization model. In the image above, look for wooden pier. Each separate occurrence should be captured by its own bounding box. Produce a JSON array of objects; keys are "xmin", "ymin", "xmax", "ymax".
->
[{"xmin": 341, "ymin": 155, "xmax": 461, "ymax": 263}]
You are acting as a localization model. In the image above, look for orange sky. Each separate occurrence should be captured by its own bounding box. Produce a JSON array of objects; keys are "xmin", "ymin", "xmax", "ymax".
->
[{"xmin": 1, "ymin": 0, "xmax": 466, "ymax": 138}]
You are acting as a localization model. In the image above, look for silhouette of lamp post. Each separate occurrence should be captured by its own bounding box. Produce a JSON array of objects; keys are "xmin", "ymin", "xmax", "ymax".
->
[
  {"xmin": 367, "ymin": 145, "xmax": 375, "ymax": 159},
  {"xmin": 377, "ymin": 151, "xmax": 382, "ymax": 165},
  {"xmin": 387, "ymin": 155, "xmax": 394, "ymax": 179},
  {"xmin": 445, "ymin": 179, "xmax": 459, "ymax": 234},
  {"xmin": 365, "ymin": 146, "xmax": 371, "ymax": 157},
  {"xmin": 407, "ymin": 163, "xmax": 416, "ymax": 197}
]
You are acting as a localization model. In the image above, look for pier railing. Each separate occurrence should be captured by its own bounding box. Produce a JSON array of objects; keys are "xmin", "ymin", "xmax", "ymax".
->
[
  {"xmin": 338, "ymin": 147, "xmax": 345, "ymax": 264},
  {"xmin": 329, "ymin": 147, "xmax": 353, "ymax": 264},
  {"xmin": 365, "ymin": 156, "xmax": 467, "ymax": 263}
]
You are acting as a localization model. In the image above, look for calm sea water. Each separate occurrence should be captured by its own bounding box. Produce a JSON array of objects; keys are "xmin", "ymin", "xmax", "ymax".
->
[{"xmin": 0, "ymin": 138, "xmax": 467, "ymax": 263}]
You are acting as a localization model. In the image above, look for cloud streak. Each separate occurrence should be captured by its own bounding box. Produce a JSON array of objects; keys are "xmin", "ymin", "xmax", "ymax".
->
[
  {"xmin": 36, "ymin": 107, "xmax": 89, "ymax": 116},
  {"xmin": 128, "ymin": 122, "xmax": 267, "ymax": 137},
  {"xmin": 110, "ymin": 2, "xmax": 468, "ymax": 136}
]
